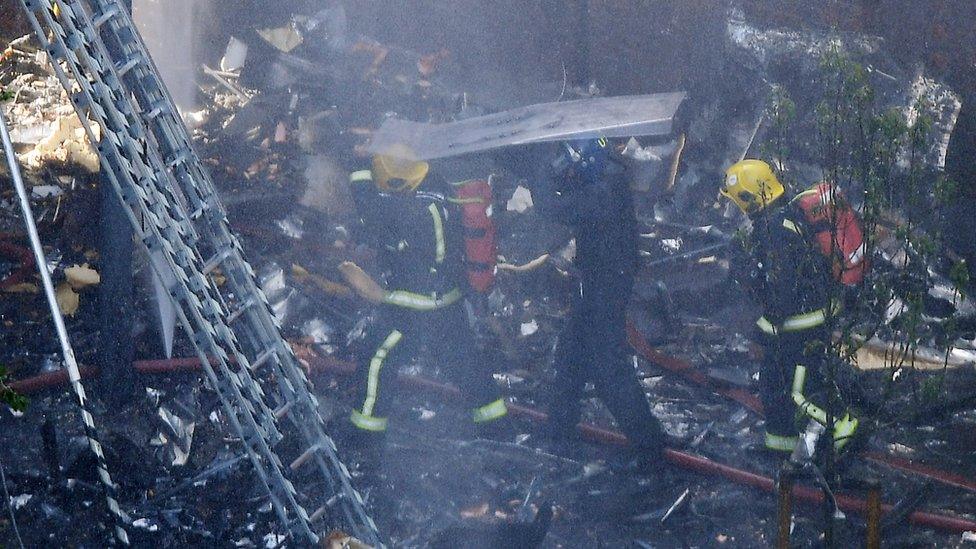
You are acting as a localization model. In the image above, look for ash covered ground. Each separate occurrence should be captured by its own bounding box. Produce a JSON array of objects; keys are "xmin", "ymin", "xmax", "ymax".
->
[{"xmin": 1, "ymin": 2, "xmax": 976, "ymax": 547}]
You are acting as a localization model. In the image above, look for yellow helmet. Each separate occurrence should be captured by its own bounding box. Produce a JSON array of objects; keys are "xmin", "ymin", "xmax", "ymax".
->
[
  {"xmin": 372, "ymin": 144, "xmax": 429, "ymax": 192},
  {"xmin": 721, "ymin": 159, "xmax": 785, "ymax": 214}
]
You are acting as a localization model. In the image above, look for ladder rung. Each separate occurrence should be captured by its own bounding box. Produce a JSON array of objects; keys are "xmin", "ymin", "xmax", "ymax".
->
[
  {"xmin": 189, "ymin": 202, "xmax": 210, "ymax": 220},
  {"xmin": 249, "ymin": 348, "xmax": 275, "ymax": 372},
  {"xmin": 290, "ymin": 444, "xmax": 321, "ymax": 471},
  {"xmin": 166, "ymin": 149, "xmax": 189, "ymax": 168},
  {"xmin": 203, "ymin": 247, "xmax": 232, "ymax": 274},
  {"xmin": 115, "ymin": 55, "xmax": 141, "ymax": 77},
  {"xmin": 273, "ymin": 400, "xmax": 296, "ymax": 421},
  {"xmin": 227, "ymin": 297, "xmax": 255, "ymax": 324},
  {"xmin": 92, "ymin": 5, "xmax": 120, "ymax": 28},
  {"xmin": 145, "ymin": 101, "xmax": 168, "ymax": 120},
  {"xmin": 308, "ymin": 505, "xmax": 329, "ymax": 523}
]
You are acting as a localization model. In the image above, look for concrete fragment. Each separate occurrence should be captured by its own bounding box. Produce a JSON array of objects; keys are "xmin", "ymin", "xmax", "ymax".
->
[
  {"xmin": 55, "ymin": 282, "xmax": 79, "ymax": 316},
  {"xmin": 21, "ymin": 115, "xmax": 100, "ymax": 172},
  {"xmin": 64, "ymin": 264, "xmax": 100, "ymax": 290}
]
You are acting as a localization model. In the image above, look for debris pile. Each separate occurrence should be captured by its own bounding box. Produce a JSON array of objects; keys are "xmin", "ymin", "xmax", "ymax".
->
[{"xmin": 1, "ymin": 2, "xmax": 975, "ymax": 548}]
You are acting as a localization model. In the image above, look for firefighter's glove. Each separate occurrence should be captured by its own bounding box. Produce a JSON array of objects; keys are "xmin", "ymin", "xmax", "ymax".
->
[{"xmin": 338, "ymin": 261, "xmax": 387, "ymax": 304}]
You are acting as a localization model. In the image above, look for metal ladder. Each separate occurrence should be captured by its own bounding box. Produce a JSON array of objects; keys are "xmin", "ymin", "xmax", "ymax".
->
[{"xmin": 15, "ymin": 0, "xmax": 382, "ymax": 545}]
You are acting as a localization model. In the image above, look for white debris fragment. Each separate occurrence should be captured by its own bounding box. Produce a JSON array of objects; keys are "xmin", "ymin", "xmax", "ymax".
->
[
  {"xmin": 31, "ymin": 185, "xmax": 63, "ymax": 198},
  {"xmin": 660, "ymin": 238, "xmax": 682, "ymax": 253},
  {"xmin": 887, "ymin": 442, "xmax": 915, "ymax": 455},
  {"xmin": 220, "ymin": 36, "xmax": 249, "ymax": 72},
  {"xmin": 961, "ymin": 531, "xmax": 976, "ymax": 543},
  {"xmin": 418, "ymin": 408, "xmax": 436, "ymax": 420},
  {"xmin": 506, "ymin": 185, "xmax": 534, "ymax": 213},
  {"xmin": 263, "ymin": 533, "xmax": 287, "ymax": 548},
  {"xmin": 132, "ymin": 518, "xmax": 159, "ymax": 531},
  {"xmin": 520, "ymin": 320, "xmax": 539, "ymax": 337},
  {"xmin": 11, "ymin": 494, "xmax": 32, "ymax": 509},
  {"xmin": 146, "ymin": 387, "xmax": 165, "ymax": 406},
  {"xmin": 210, "ymin": 410, "xmax": 220, "ymax": 423}
]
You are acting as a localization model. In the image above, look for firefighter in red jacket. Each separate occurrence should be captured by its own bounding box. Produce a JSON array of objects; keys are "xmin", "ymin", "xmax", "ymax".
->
[{"xmin": 721, "ymin": 159, "xmax": 862, "ymax": 456}]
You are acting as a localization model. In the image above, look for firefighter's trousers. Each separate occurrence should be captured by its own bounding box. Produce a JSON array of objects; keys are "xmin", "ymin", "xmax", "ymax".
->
[
  {"xmin": 549, "ymin": 277, "xmax": 666, "ymax": 450},
  {"xmin": 759, "ymin": 321, "xmax": 858, "ymax": 452},
  {"xmin": 349, "ymin": 298, "xmax": 507, "ymax": 433}
]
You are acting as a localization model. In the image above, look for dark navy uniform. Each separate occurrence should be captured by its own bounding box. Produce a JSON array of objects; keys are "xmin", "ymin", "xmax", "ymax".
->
[
  {"xmin": 347, "ymin": 169, "xmax": 507, "ymax": 434},
  {"xmin": 536, "ymin": 158, "xmax": 667, "ymax": 453}
]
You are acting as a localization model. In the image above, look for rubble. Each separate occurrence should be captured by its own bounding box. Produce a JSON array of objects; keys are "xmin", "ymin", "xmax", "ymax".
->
[
  {"xmin": 726, "ymin": 7, "xmax": 961, "ymax": 170},
  {"xmin": 1, "ymin": 1, "xmax": 975, "ymax": 547}
]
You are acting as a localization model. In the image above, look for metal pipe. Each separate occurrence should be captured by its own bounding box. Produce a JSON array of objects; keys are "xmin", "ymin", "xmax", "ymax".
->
[
  {"xmin": 777, "ymin": 462, "xmax": 795, "ymax": 549},
  {"xmin": 866, "ymin": 479, "xmax": 882, "ymax": 549},
  {"xmin": 0, "ymin": 106, "xmax": 129, "ymax": 544}
]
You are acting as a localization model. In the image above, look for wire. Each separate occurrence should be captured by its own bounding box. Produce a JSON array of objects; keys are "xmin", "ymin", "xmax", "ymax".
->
[{"xmin": 0, "ymin": 453, "xmax": 26, "ymax": 549}]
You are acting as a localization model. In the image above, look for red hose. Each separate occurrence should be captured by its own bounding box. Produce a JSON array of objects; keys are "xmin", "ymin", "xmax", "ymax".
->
[
  {"xmin": 298, "ymin": 352, "xmax": 976, "ymax": 534},
  {"xmin": 8, "ymin": 365, "xmax": 98, "ymax": 394},
  {"xmin": 14, "ymin": 351, "xmax": 971, "ymax": 534},
  {"xmin": 861, "ymin": 452, "xmax": 976, "ymax": 493},
  {"xmin": 132, "ymin": 356, "xmax": 235, "ymax": 373},
  {"xmin": 626, "ymin": 321, "xmax": 763, "ymax": 413}
]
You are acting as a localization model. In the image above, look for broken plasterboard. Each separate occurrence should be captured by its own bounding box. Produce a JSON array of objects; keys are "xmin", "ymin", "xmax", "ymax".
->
[{"xmin": 368, "ymin": 93, "xmax": 687, "ymax": 161}]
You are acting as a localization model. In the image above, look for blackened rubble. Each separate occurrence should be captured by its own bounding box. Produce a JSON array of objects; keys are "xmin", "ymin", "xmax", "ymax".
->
[{"xmin": 2, "ymin": 1, "xmax": 976, "ymax": 548}]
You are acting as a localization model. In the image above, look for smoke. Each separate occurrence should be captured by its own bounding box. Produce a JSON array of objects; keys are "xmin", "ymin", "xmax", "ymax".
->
[{"xmin": 132, "ymin": 0, "xmax": 211, "ymax": 110}]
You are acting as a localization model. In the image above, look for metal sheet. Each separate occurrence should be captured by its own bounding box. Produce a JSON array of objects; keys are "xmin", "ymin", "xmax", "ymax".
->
[{"xmin": 368, "ymin": 93, "xmax": 687, "ymax": 160}]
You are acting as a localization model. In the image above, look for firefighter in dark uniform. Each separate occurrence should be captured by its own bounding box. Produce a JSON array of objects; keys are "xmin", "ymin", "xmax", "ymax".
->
[
  {"xmin": 721, "ymin": 159, "xmax": 859, "ymax": 455},
  {"xmin": 342, "ymin": 145, "xmax": 508, "ymax": 451},
  {"xmin": 534, "ymin": 138, "xmax": 668, "ymax": 459}
]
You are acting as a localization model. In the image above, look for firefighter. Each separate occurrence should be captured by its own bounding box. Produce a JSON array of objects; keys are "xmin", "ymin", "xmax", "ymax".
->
[
  {"xmin": 533, "ymin": 138, "xmax": 668, "ymax": 462},
  {"xmin": 341, "ymin": 146, "xmax": 509, "ymax": 462},
  {"xmin": 720, "ymin": 159, "xmax": 861, "ymax": 456}
]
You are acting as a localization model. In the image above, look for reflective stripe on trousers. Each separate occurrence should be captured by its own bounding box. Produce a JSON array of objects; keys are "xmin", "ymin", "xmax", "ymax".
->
[
  {"xmin": 791, "ymin": 364, "xmax": 859, "ymax": 449},
  {"xmin": 350, "ymin": 409, "xmax": 388, "ymax": 432},
  {"xmin": 350, "ymin": 329, "xmax": 403, "ymax": 431}
]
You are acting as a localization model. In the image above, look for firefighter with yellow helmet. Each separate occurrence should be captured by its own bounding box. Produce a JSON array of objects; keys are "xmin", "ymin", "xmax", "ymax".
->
[
  {"xmin": 721, "ymin": 159, "xmax": 862, "ymax": 458},
  {"xmin": 340, "ymin": 145, "xmax": 509, "ymax": 471}
]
